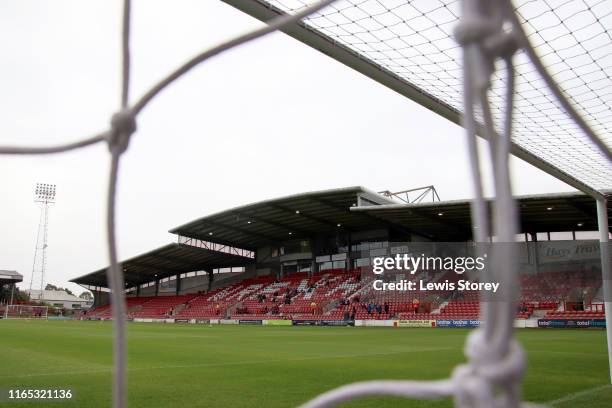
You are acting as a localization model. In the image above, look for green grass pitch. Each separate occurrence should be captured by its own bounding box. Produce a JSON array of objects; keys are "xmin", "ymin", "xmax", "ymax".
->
[{"xmin": 0, "ymin": 320, "xmax": 610, "ymax": 407}]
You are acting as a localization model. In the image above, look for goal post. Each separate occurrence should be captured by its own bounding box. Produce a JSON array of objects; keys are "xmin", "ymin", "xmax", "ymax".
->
[{"xmin": 4, "ymin": 305, "xmax": 48, "ymax": 320}]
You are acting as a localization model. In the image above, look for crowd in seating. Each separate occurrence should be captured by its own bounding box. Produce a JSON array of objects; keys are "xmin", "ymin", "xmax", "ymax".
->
[
  {"xmin": 231, "ymin": 270, "xmax": 361, "ymax": 320},
  {"xmin": 83, "ymin": 267, "xmax": 604, "ymax": 321}
]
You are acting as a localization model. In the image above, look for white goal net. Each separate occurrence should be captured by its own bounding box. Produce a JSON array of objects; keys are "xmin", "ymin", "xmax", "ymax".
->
[{"xmin": 0, "ymin": 1, "xmax": 610, "ymax": 408}]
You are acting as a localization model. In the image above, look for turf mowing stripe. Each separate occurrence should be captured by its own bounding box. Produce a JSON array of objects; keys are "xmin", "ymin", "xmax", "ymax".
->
[{"xmin": 0, "ymin": 346, "xmax": 453, "ymax": 379}]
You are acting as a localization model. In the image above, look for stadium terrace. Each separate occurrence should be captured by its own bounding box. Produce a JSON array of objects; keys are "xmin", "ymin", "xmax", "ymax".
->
[{"xmin": 70, "ymin": 186, "xmax": 609, "ymax": 325}]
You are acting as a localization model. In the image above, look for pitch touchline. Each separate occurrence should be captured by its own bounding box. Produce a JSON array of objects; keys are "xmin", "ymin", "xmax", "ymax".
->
[
  {"xmin": 527, "ymin": 349, "xmax": 608, "ymax": 356},
  {"xmin": 0, "ymin": 347, "xmax": 452, "ymax": 379}
]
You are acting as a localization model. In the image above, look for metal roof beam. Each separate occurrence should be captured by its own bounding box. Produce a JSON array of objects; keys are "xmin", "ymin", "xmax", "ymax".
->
[
  {"xmin": 311, "ymin": 197, "xmax": 429, "ymax": 240},
  {"xmin": 177, "ymin": 239, "xmax": 255, "ymax": 259},
  {"xmin": 196, "ymin": 219, "xmax": 281, "ymax": 243},
  {"xmin": 148, "ymin": 252, "xmax": 201, "ymax": 268},
  {"xmin": 410, "ymin": 209, "xmax": 469, "ymax": 238},
  {"xmin": 564, "ymin": 199, "xmax": 598, "ymax": 223},
  {"xmin": 180, "ymin": 234, "xmax": 258, "ymax": 252},
  {"xmin": 126, "ymin": 260, "xmax": 175, "ymax": 274},
  {"xmin": 231, "ymin": 210, "xmax": 313, "ymax": 236},
  {"xmin": 266, "ymin": 202, "xmax": 344, "ymax": 229}
]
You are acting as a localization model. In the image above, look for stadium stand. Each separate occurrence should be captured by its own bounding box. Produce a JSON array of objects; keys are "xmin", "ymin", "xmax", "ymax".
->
[
  {"xmin": 129, "ymin": 294, "xmax": 197, "ymax": 318},
  {"xmin": 87, "ymin": 297, "xmax": 151, "ymax": 319},
  {"xmin": 545, "ymin": 310, "xmax": 606, "ymax": 319},
  {"xmin": 82, "ymin": 266, "xmax": 603, "ymax": 322},
  {"xmin": 72, "ymin": 188, "xmax": 608, "ymax": 326}
]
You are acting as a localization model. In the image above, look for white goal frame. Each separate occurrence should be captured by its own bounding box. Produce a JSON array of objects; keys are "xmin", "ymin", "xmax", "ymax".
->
[{"xmin": 4, "ymin": 305, "xmax": 48, "ymax": 320}]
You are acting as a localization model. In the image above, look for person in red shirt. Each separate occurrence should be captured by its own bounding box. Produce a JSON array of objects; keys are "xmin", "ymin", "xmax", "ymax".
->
[{"xmin": 412, "ymin": 298, "xmax": 420, "ymax": 314}]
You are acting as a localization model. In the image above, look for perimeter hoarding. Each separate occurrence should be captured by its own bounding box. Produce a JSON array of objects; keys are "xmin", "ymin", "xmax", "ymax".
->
[
  {"xmin": 264, "ymin": 320, "xmax": 292, "ymax": 326},
  {"xmin": 395, "ymin": 319, "xmax": 436, "ymax": 328},
  {"xmin": 436, "ymin": 319, "xmax": 482, "ymax": 328},
  {"xmin": 239, "ymin": 319, "xmax": 262, "ymax": 325},
  {"xmin": 292, "ymin": 320, "xmax": 353, "ymax": 326},
  {"xmin": 537, "ymin": 319, "xmax": 606, "ymax": 328}
]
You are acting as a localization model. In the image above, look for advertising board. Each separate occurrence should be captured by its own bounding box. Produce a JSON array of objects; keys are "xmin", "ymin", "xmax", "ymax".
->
[
  {"xmin": 395, "ymin": 319, "xmax": 436, "ymax": 328},
  {"xmin": 436, "ymin": 319, "xmax": 481, "ymax": 328},
  {"xmin": 537, "ymin": 319, "xmax": 606, "ymax": 328}
]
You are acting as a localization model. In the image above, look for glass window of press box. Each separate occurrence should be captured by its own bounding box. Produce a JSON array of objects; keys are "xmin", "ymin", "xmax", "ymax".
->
[
  {"xmin": 280, "ymin": 240, "xmax": 311, "ymax": 255},
  {"xmin": 317, "ymin": 260, "xmax": 346, "ymax": 271},
  {"xmin": 281, "ymin": 260, "xmax": 312, "ymax": 275}
]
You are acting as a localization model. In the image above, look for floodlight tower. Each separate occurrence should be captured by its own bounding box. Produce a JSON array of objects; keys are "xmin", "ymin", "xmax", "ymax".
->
[{"xmin": 29, "ymin": 183, "xmax": 56, "ymax": 300}]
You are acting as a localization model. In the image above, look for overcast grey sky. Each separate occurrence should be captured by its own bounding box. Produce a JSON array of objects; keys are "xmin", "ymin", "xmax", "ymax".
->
[{"xmin": 0, "ymin": 0, "xmax": 572, "ymax": 295}]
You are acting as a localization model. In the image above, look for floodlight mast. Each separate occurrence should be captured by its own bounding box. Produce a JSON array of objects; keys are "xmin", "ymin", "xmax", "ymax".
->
[{"xmin": 29, "ymin": 183, "xmax": 56, "ymax": 300}]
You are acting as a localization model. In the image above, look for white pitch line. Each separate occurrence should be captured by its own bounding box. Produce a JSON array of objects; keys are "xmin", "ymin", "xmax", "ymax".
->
[
  {"xmin": 547, "ymin": 384, "xmax": 611, "ymax": 406},
  {"xmin": 527, "ymin": 349, "xmax": 608, "ymax": 357},
  {"xmin": 0, "ymin": 347, "xmax": 452, "ymax": 380}
]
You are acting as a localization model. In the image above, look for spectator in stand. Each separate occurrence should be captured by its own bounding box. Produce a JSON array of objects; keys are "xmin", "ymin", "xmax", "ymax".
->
[
  {"xmin": 376, "ymin": 304, "xmax": 383, "ymax": 315},
  {"xmin": 343, "ymin": 310, "xmax": 350, "ymax": 321},
  {"xmin": 215, "ymin": 304, "xmax": 220, "ymax": 315},
  {"xmin": 310, "ymin": 301, "xmax": 317, "ymax": 315},
  {"xmin": 412, "ymin": 298, "xmax": 420, "ymax": 314},
  {"xmin": 367, "ymin": 303, "xmax": 373, "ymax": 314},
  {"xmin": 384, "ymin": 302, "xmax": 389, "ymax": 314}
]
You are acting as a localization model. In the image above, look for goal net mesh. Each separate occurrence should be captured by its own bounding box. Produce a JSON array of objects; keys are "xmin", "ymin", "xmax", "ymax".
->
[
  {"xmin": 0, "ymin": 1, "xmax": 610, "ymax": 407},
  {"xmin": 260, "ymin": 0, "xmax": 612, "ymax": 192},
  {"xmin": 4, "ymin": 305, "xmax": 48, "ymax": 319}
]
